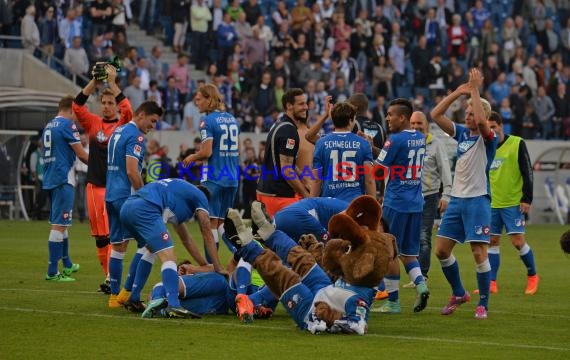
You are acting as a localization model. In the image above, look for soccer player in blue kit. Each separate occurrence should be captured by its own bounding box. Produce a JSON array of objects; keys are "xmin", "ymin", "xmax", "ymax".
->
[
  {"xmin": 273, "ymin": 197, "xmax": 349, "ymax": 242},
  {"xmin": 120, "ymin": 178, "xmax": 216, "ymax": 318},
  {"xmin": 182, "ymin": 83, "xmax": 238, "ymax": 272},
  {"xmin": 374, "ymin": 98, "xmax": 429, "ymax": 314},
  {"xmin": 42, "ymin": 96, "xmax": 89, "ymax": 281},
  {"xmin": 311, "ymin": 102, "xmax": 376, "ymax": 202},
  {"xmin": 106, "ymin": 101, "xmax": 163, "ymax": 308},
  {"xmin": 430, "ymin": 68, "xmax": 498, "ymax": 319}
]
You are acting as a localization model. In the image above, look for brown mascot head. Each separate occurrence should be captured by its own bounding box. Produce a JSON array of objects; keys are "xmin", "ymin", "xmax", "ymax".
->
[{"xmin": 322, "ymin": 195, "xmax": 397, "ymax": 287}]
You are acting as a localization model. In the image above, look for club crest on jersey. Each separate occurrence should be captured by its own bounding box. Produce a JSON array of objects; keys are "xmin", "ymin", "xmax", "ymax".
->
[
  {"xmin": 96, "ymin": 130, "xmax": 108, "ymax": 143},
  {"xmin": 134, "ymin": 145, "xmax": 142, "ymax": 156},
  {"xmin": 286, "ymin": 138, "xmax": 296, "ymax": 149},
  {"xmin": 515, "ymin": 218, "xmax": 525, "ymax": 227},
  {"xmin": 286, "ymin": 293, "xmax": 300, "ymax": 310},
  {"xmin": 63, "ymin": 212, "xmax": 70, "ymax": 219}
]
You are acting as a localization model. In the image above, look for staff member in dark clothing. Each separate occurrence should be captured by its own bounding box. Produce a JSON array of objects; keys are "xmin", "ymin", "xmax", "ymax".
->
[{"xmin": 256, "ymin": 88, "xmax": 310, "ymax": 216}]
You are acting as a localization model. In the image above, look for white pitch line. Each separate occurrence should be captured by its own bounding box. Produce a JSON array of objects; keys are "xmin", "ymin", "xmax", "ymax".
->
[
  {"xmin": 2, "ymin": 287, "xmax": 570, "ymax": 320},
  {"xmin": 0, "ymin": 306, "xmax": 568, "ymax": 352}
]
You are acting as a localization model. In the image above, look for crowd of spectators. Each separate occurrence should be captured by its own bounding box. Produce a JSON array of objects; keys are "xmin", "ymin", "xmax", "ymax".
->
[{"xmin": 2, "ymin": 0, "xmax": 570, "ymax": 140}]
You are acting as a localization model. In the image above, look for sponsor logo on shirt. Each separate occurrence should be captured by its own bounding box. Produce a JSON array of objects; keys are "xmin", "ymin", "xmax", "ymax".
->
[
  {"xmin": 137, "ymin": 135, "xmax": 144, "ymax": 143},
  {"xmin": 134, "ymin": 145, "xmax": 141, "ymax": 156},
  {"xmin": 286, "ymin": 138, "xmax": 296, "ymax": 149},
  {"xmin": 96, "ymin": 130, "xmax": 108, "ymax": 143}
]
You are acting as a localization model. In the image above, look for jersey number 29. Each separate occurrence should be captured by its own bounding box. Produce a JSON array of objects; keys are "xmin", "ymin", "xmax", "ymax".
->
[{"xmin": 220, "ymin": 124, "xmax": 239, "ymax": 151}]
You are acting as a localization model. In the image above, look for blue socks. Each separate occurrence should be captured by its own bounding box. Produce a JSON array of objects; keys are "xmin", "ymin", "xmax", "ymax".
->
[
  {"xmin": 488, "ymin": 246, "xmax": 500, "ymax": 281},
  {"xmin": 404, "ymin": 260, "xmax": 424, "ymax": 285},
  {"xmin": 440, "ymin": 255, "xmax": 466, "ymax": 297},
  {"xmin": 476, "ymin": 259, "xmax": 491, "ymax": 309},
  {"xmin": 124, "ymin": 248, "xmax": 144, "ymax": 291},
  {"xmin": 130, "ymin": 250, "xmax": 156, "ymax": 301},
  {"xmin": 161, "ymin": 261, "xmax": 180, "ymax": 307},
  {"xmin": 109, "ymin": 250, "xmax": 126, "ymax": 295},
  {"xmin": 47, "ymin": 230, "xmax": 63, "ymax": 276},
  {"xmin": 234, "ymin": 259, "xmax": 252, "ymax": 295},
  {"xmin": 519, "ymin": 243, "xmax": 536, "ymax": 276},
  {"xmin": 61, "ymin": 230, "xmax": 73, "ymax": 269}
]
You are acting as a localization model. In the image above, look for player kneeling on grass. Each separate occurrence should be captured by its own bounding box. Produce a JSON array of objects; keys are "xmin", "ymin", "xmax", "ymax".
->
[
  {"xmin": 119, "ymin": 178, "xmax": 224, "ymax": 318},
  {"xmin": 142, "ymin": 260, "xmax": 276, "ymax": 320}
]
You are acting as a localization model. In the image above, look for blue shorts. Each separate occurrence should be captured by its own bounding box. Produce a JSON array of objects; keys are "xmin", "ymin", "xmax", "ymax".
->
[
  {"xmin": 180, "ymin": 273, "xmax": 234, "ymax": 315},
  {"xmin": 383, "ymin": 207, "xmax": 422, "ymax": 256},
  {"xmin": 491, "ymin": 206, "xmax": 526, "ymax": 235},
  {"xmin": 106, "ymin": 198, "xmax": 135, "ymax": 245},
  {"xmin": 48, "ymin": 184, "xmax": 74, "ymax": 226},
  {"xmin": 280, "ymin": 282, "xmax": 314, "ymax": 330},
  {"xmin": 274, "ymin": 208, "xmax": 328, "ymax": 242},
  {"xmin": 120, "ymin": 197, "xmax": 170, "ymax": 252},
  {"xmin": 203, "ymin": 181, "xmax": 237, "ymax": 219},
  {"xmin": 438, "ymin": 196, "xmax": 491, "ymax": 243}
]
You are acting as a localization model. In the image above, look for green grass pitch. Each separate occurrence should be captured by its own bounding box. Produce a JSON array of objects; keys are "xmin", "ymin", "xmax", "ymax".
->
[{"xmin": 0, "ymin": 220, "xmax": 569, "ymax": 359}]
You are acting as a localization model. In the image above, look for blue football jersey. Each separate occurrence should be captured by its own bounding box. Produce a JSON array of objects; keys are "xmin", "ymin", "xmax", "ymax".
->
[
  {"xmin": 313, "ymin": 132, "xmax": 374, "ymax": 202},
  {"xmin": 376, "ymin": 130, "xmax": 425, "ymax": 213},
  {"xmin": 42, "ymin": 116, "xmax": 81, "ymax": 189},
  {"xmin": 105, "ymin": 122, "xmax": 146, "ymax": 202},
  {"xmin": 136, "ymin": 178, "xmax": 210, "ymax": 224},
  {"xmin": 199, "ymin": 111, "xmax": 240, "ymax": 187},
  {"xmin": 290, "ymin": 197, "xmax": 349, "ymax": 228}
]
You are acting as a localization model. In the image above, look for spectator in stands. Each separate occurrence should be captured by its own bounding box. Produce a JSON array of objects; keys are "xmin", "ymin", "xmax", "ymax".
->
[
  {"xmin": 190, "ymin": 0, "xmax": 212, "ymax": 71},
  {"xmin": 235, "ymin": 11, "xmax": 252, "ymax": 42},
  {"xmin": 128, "ymin": 57, "xmax": 151, "ymax": 91},
  {"xmin": 501, "ymin": 17, "xmax": 520, "ymax": 65},
  {"xmin": 139, "ymin": 0, "xmax": 157, "ymax": 35},
  {"xmin": 112, "ymin": 30, "xmax": 129, "ymax": 59},
  {"xmin": 243, "ymin": 0, "xmax": 261, "ymax": 26},
  {"xmin": 90, "ymin": 0, "xmax": 112, "ymax": 39},
  {"xmin": 21, "ymin": 5, "xmax": 39, "ymax": 54},
  {"xmin": 124, "ymin": 76, "xmax": 145, "ymax": 110},
  {"xmin": 521, "ymin": 102, "xmax": 541, "ymax": 139},
  {"xmin": 488, "ymin": 72, "xmax": 511, "ymax": 107},
  {"xmin": 88, "ymin": 35, "xmax": 105, "ymax": 67},
  {"xmin": 252, "ymin": 15, "xmax": 273, "ymax": 51},
  {"xmin": 532, "ymin": 85, "xmax": 555, "ymax": 139},
  {"xmin": 147, "ymin": 46, "xmax": 163, "ymax": 84},
  {"xmin": 250, "ymin": 71, "xmax": 276, "ymax": 120},
  {"xmin": 448, "ymin": 14, "xmax": 467, "ymax": 59},
  {"xmin": 291, "ymin": 0, "xmax": 313, "ymax": 31},
  {"xmin": 389, "ymin": 36, "xmax": 407, "ymax": 96},
  {"xmin": 39, "ymin": 6, "xmax": 57, "ymax": 60},
  {"xmin": 168, "ymin": 53, "xmax": 190, "ymax": 106},
  {"xmin": 64, "ymin": 36, "xmax": 89, "ymax": 81},
  {"xmin": 111, "ymin": 0, "xmax": 127, "ymax": 33},
  {"xmin": 217, "ymin": 12, "xmax": 238, "ymax": 74},
  {"xmin": 162, "ymin": 75, "xmax": 182, "ymax": 130},
  {"xmin": 172, "ymin": 0, "xmax": 190, "ymax": 54},
  {"xmin": 146, "ymin": 80, "xmax": 162, "ymax": 107},
  {"xmin": 227, "ymin": 0, "xmax": 244, "ymax": 21},
  {"xmin": 182, "ymin": 93, "xmax": 204, "ymax": 133},
  {"xmin": 552, "ymin": 82, "xmax": 570, "ymax": 139}
]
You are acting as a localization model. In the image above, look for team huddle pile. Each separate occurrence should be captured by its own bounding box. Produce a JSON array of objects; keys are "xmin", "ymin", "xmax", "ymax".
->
[{"xmin": 41, "ymin": 66, "xmax": 542, "ymax": 334}]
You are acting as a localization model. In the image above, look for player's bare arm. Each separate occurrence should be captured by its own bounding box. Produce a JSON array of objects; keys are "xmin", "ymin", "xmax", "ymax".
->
[
  {"xmin": 174, "ymin": 222, "xmax": 208, "ymax": 266},
  {"xmin": 71, "ymin": 142, "xmax": 89, "ymax": 164},
  {"xmin": 363, "ymin": 163, "xmax": 376, "ymax": 197},
  {"xmin": 469, "ymin": 68, "xmax": 492, "ymax": 138},
  {"xmin": 182, "ymin": 139, "xmax": 212, "ymax": 167},
  {"xmin": 280, "ymin": 153, "xmax": 310, "ymax": 198},
  {"xmin": 430, "ymin": 83, "xmax": 472, "ymax": 136},
  {"xmin": 126, "ymin": 156, "xmax": 144, "ymax": 190},
  {"xmin": 196, "ymin": 209, "xmax": 227, "ymax": 275}
]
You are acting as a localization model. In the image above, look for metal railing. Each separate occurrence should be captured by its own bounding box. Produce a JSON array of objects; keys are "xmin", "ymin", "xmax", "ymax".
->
[{"xmin": 0, "ymin": 35, "xmax": 90, "ymax": 86}]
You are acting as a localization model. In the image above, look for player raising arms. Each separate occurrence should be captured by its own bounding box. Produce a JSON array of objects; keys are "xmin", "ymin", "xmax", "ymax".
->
[
  {"xmin": 182, "ymin": 84, "xmax": 236, "ymax": 272},
  {"xmin": 42, "ymin": 96, "xmax": 89, "ymax": 281},
  {"xmin": 430, "ymin": 69, "xmax": 498, "ymax": 319},
  {"xmin": 106, "ymin": 101, "xmax": 162, "ymax": 308},
  {"xmin": 72, "ymin": 64, "xmax": 133, "ymax": 293}
]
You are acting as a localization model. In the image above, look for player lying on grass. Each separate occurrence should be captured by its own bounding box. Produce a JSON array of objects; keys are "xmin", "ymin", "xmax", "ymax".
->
[
  {"xmin": 141, "ymin": 259, "xmax": 277, "ymax": 320},
  {"xmin": 222, "ymin": 198, "xmax": 396, "ymax": 335}
]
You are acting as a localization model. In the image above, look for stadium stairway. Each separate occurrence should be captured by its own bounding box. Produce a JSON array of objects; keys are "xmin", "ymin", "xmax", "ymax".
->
[{"xmin": 125, "ymin": 25, "xmax": 207, "ymax": 86}]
